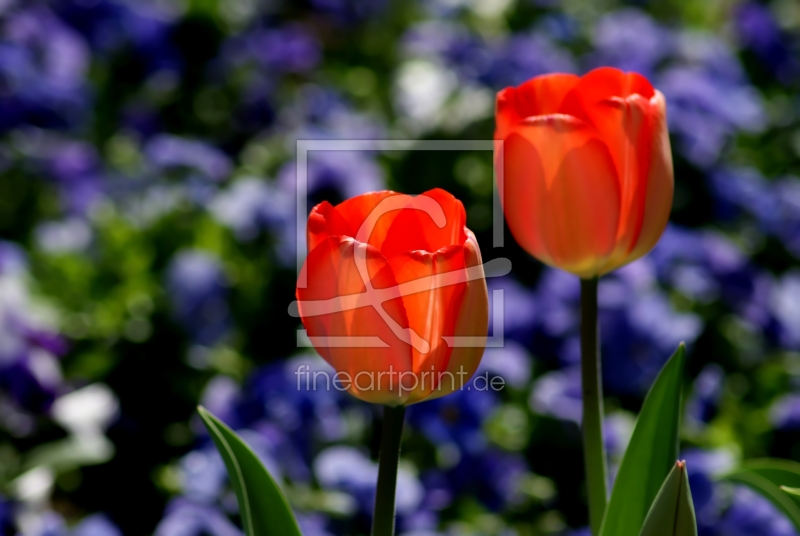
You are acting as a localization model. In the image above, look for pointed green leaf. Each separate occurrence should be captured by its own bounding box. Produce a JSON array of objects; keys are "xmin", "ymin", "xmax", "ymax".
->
[
  {"xmin": 198, "ymin": 406, "xmax": 303, "ymax": 536},
  {"xmin": 722, "ymin": 458, "xmax": 800, "ymax": 530},
  {"xmin": 599, "ymin": 344, "xmax": 686, "ymax": 536},
  {"xmin": 639, "ymin": 461, "xmax": 697, "ymax": 536},
  {"xmin": 782, "ymin": 486, "xmax": 800, "ymax": 497},
  {"xmin": 727, "ymin": 458, "xmax": 800, "ymax": 506}
]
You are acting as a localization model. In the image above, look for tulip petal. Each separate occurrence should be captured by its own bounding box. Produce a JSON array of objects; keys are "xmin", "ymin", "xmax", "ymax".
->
[
  {"xmin": 296, "ymin": 236, "xmax": 413, "ymax": 405},
  {"xmin": 333, "ymin": 190, "xmax": 403, "ymax": 250},
  {"xmin": 307, "ymin": 201, "xmax": 354, "ymax": 253},
  {"xmin": 386, "ymin": 245, "xmax": 468, "ymax": 403},
  {"xmin": 560, "ymin": 67, "xmax": 655, "ymax": 108},
  {"xmin": 559, "ymin": 68, "xmax": 665, "ymax": 270},
  {"xmin": 381, "ymin": 188, "xmax": 467, "ymax": 259},
  {"xmin": 625, "ymin": 91, "xmax": 673, "ymax": 266},
  {"xmin": 501, "ymin": 115, "xmax": 621, "ymax": 276},
  {"xmin": 423, "ymin": 230, "xmax": 489, "ymax": 402},
  {"xmin": 495, "ymin": 73, "xmax": 580, "ymax": 140}
]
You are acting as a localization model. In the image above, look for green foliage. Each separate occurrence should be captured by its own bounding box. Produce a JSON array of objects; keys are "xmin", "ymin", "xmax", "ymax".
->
[
  {"xmin": 639, "ymin": 461, "xmax": 697, "ymax": 536},
  {"xmin": 722, "ymin": 459, "xmax": 800, "ymax": 530},
  {"xmin": 599, "ymin": 344, "xmax": 686, "ymax": 536},
  {"xmin": 197, "ymin": 406, "xmax": 303, "ymax": 536}
]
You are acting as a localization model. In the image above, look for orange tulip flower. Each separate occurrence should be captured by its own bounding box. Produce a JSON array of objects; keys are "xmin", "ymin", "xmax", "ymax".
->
[
  {"xmin": 495, "ymin": 67, "xmax": 674, "ymax": 277},
  {"xmin": 295, "ymin": 189, "xmax": 489, "ymax": 406}
]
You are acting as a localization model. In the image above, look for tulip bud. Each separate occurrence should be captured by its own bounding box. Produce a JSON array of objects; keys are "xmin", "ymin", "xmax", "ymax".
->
[
  {"xmin": 295, "ymin": 189, "xmax": 489, "ymax": 405},
  {"xmin": 495, "ymin": 67, "xmax": 673, "ymax": 277}
]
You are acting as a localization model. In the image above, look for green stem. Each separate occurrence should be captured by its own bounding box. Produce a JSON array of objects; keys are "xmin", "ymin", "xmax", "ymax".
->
[
  {"xmin": 581, "ymin": 277, "xmax": 608, "ymax": 536},
  {"xmin": 371, "ymin": 404, "xmax": 406, "ymax": 536}
]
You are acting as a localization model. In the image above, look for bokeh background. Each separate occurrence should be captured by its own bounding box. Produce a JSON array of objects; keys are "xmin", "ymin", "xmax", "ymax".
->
[{"xmin": 0, "ymin": 0, "xmax": 799, "ymax": 534}]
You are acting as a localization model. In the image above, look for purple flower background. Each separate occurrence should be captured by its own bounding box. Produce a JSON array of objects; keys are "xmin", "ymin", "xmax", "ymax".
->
[{"xmin": 0, "ymin": 0, "xmax": 798, "ymax": 534}]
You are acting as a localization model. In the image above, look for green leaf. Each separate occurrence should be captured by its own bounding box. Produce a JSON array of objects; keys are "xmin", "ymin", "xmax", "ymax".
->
[
  {"xmin": 722, "ymin": 458, "xmax": 800, "ymax": 529},
  {"xmin": 639, "ymin": 461, "xmax": 697, "ymax": 536},
  {"xmin": 783, "ymin": 486, "xmax": 800, "ymax": 497},
  {"xmin": 198, "ymin": 406, "xmax": 303, "ymax": 536},
  {"xmin": 599, "ymin": 344, "xmax": 686, "ymax": 536}
]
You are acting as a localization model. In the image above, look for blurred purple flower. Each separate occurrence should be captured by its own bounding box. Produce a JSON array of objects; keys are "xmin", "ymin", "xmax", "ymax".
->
[
  {"xmin": 408, "ymin": 386, "xmax": 496, "ymax": 452},
  {"xmin": 604, "ymin": 413, "xmax": 634, "ymax": 461},
  {"xmin": 736, "ymin": 2, "xmax": 800, "ymax": 84},
  {"xmin": 54, "ymin": 0, "xmax": 181, "ymax": 73},
  {"xmin": 770, "ymin": 271, "xmax": 800, "ymax": 350},
  {"xmin": 43, "ymin": 140, "xmax": 105, "ymax": 215},
  {"xmin": 314, "ymin": 446, "xmax": 423, "ymax": 517},
  {"xmin": 536, "ymin": 13, "xmax": 580, "ymax": 43},
  {"xmin": 0, "ymin": 493, "xmax": 15, "ymax": 535},
  {"xmin": 675, "ymin": 32, "xmax": 749, "ymax": 84},
  {"xmin": 408, "ymin": 386, "xmax": 529, "ymax": 511},
  {"xmin": 710, "ymin": 169, "xmax": 800, "ymax": 259},
  {"xmin": 717, "ymin": 486, "xmax": 799, "ymax": 536},
  {"xmin": 601, "ymin": 290, "xmax": 702, "ymax": 394},
  {"xmin": 34, "ymin": 218, "xmax": 92, "ymax": 254},
  {"xmin": 487, "ymin": 276, "xmax": 536, "ymax": 343},
  {"xmin": 71, "ymin": 514, "xmax": 123, "ymax": 536},
  {"xmin": 654, "ymin": 32, "xmax": 764, "ymax": 167},
  {"xmin": 296, "ymin": 514, "xmax": 334, "ymax": 536},
  {"xmin": 279, "ymin": 85, "xmax": 385, "ymax": 141},
  {"xmin": 0, "ymin": 6, "xmax": 90, "ymax": 131},
  {"xmin": 670, "ymin": 264, "xmax": 720, "ymax": 303},
  {"xmin": 682, "ymin": 448, "xmax": 735, "ymax": 533},
  {"xmin": 25, "ymin": 511, "xmax": 68, "ymax": 536},
  {"xmin": 200, "ymin": 376, "xmax": 241, "ymax": 430},
  {"xmin": 477, "ymin": 342, "xmax": 532, "ymax": 390},
  {"xmin": 309, "ymin": 0, "xmax": 388, "ymax": 24},
  {"xmin": 145, "ymin": 135, "xmax": 232, "ymax": 182},
  {"xmin": 686, "ymin": 364, "xmax": 725, "ymax": 426},
  {"xmin": 6, "ymin": 7, "xmax": 90, "ymax": 85},
  {"xmin": 774, "ymin": 179, "xmax": 800, "ymax": 257},
  {"xmin": 236, "ymin": 354, "xmax": 349, "ymax": 479},
  {"xmin": 277, "ymin": 147, "xmax": 384, "ymax": 203},
  {"xmin": 154, "ymin": 498, "xmax": 242, "ymax": 536},
  {"xmin": 0, "ymin": 258, "xmax": 66, "ymax": 420},
  {"xmin": 651, "ymin": 226, "xmax": 773, "ymax": 333},
  {"xmin": 530, "ymin": 366, "xmax": 582, "ymax": 423},
  {"xmin": 210, "ymin": 178, "xmax": 292, "ymax": 242},
  {"xmin": 248, "ymin": 26, "xmax": 320, "ymax": 73},
  {"xmin": 589, "ymin": 9, "xmax": 673, "ymax": 77},
  {"xmin": 403, "ymin": 22, "xmax": 576, "ymax": 89},
  {"xmin": 484, "ymin": 32, "xmax": 577, "ymax": 88},
  {"xmin": 565, "ymin": 529, "xmax": 591, "ymax": 536},
  {"xmin": 0, "ymin": 351, "xmax": 63, "ymax": 415},
  {"xmin": 710, "ymin": 168, "xmax": 780, "ymax": 228},
  {"xmin": 523, "ymin": 263, "xmax": 700, "ymax": 396},
  {"xmin": 473, "ymin": 449, "xmax": 528, "ymax": 509},
  {"xmin": 165, "ymin": 250, "xmax": 230, "ymax": 346},
  {"xmin": 531, "ymin": 269, "xmax": 580, "ymax": 364},
  {"xmin": 771, "ymin": 393, "xmax": 800, "ymax": 430},
  {"xmin": 0, "ymin": 241, "xmax": 27, "ymax": 275},
  {"xmin": 403, "ymin": 19, "xmax": 462, "ymax": 55},
  {"xmin": 271, "ymin": 148, "xmax": 385, "ymax": 265},
  {"xmin": 179, "ymin": 448, "xmax": 228, "ymax": 504}
]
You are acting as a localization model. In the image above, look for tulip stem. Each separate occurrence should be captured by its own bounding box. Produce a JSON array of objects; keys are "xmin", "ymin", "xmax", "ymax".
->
[
  {"xmin": 581, "ymin": 277, "xmax": 607, "ymax": 536},
  {"xmin": 372, "ymin": 404, "xmax": 406, "ymax": 536}
]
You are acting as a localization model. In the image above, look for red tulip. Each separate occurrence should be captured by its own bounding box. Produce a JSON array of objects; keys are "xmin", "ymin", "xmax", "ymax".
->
[
  {"xmin": 295, "ymin": 189, "xmax": 489, "ymax": 405},
  {"xmin": 495, "ymin": 67, "xmax": 674, "ymax": 277}
]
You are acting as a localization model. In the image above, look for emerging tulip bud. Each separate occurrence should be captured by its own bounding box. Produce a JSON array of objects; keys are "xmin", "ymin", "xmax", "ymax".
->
[
  {"xmin": 495, "ymin": 67, "xmax": 674, "ymax": 277},
  {"xmin": 295, "ymin": 189, "xmax": 489, "ymax": 405}
]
